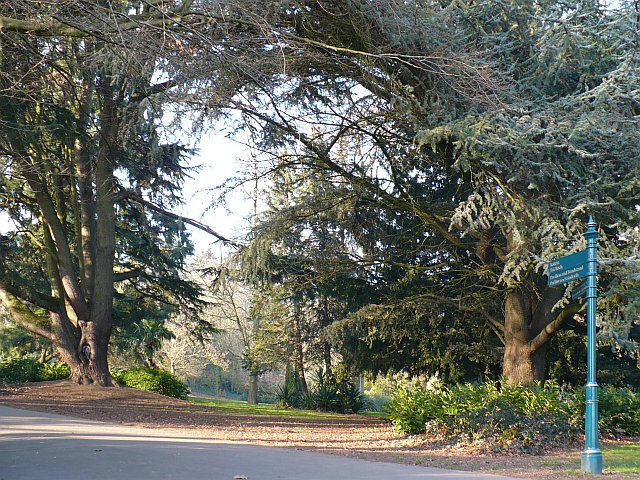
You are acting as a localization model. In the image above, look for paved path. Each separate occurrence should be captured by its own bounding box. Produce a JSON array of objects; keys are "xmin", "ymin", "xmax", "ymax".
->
[{"xmin": 0, "ymin": 405, "xmax": 517, "ymax": 480}]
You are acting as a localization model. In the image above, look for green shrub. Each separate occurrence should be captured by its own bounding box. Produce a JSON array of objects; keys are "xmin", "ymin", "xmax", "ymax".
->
[
  {"xmin": 275, "ymin": 381, "xmax": 300, "ymax": 408},
  {"xmin": 388, "ymin": 378, "xmax": 640, "ymax": 453},
  {"xmin": 0, "ymin": 357, "xmax": 70, "ymax": 383},
  {"xmin": 309, "ymin": 368, "xmax": 368, "ymax": 414},
  {"xmin": 339, "ymin": 383, "xmax": 368, "ymax": 414},
  {"xmin": 312, "ymin": 369, "xmax": 341, "ymax": 412},
  {"xmin": 452, "ymin": 383, "xmax": 579, "ymax": 453},
  {"xmin": 274, "ymin": 367, "xmax": 368, "ymax": 414},
  {"xmin": 386, "ymin": 380, "xmax": 582, "ymax": 454},
  {"xmin": 275, "ymin": 364, "xmax": 305, "ymax": 408},
  {"xmin": 571, "ymin": 386, "xmax": 640, "ymax": 436},
  {"xmin": 0, "ymin": 357, "xmax": 43, "ymax": 383},
  {"xmin": 299, "ymin": 390, "xmax": 317, "ymax": 410},
  {"xmin": 385, "ymin": 377, "xmax": 467, "ymax": 432},
  {"xmin": 115, "ymin": 367, "xmax": 190, "ymax": 399},
  {"xmin": 39, "ymin": 362, "xmax": 71, "ymax": 381},
  {"xmin": 599, "ymin": 387, "xmax": 640, "ymax": 436}
]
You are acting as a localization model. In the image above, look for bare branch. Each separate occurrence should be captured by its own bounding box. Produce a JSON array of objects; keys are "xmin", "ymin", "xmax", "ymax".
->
[
  {"xmin": 121, "ymin": 191, "xmax": 242, "ymax": 248},
  {"xmin": 113, "ymin": 269, "xmax": 142, "ymax": 282}
]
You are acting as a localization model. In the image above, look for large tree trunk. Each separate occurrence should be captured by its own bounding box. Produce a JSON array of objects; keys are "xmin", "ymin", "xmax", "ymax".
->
[
  {"xmin": 295, "ymin": 344, "xmax": 308, "ymax": 395},
  {"xmin": 502, "ymin": 288, "xmax": 543, "ymax": 384},
  {"xmin": 71, "ymin": 323, "xmax": 117, "ymax": 387},
  {"xmin": 319, "ymin": 297, "xmax": 333, "ymax": 377},
  {"xmin": 72, "ymin": 76, "xmax": 118, "ymax": 387},
  {"xmin": 503, "ymin": 341, "xmax": 548, "ymax": 385},
  {"xmin": 74, "ymin": 320, "xmax": 115, "ymax": 386},
  {"xmin": 247, "ymin": 371, "xmax": 259, "ymax": 404},
  {"xmin": 292, "ymin": 305, "xmax": 308, "ymax": 394},
  {"xmin": 49, "ymin": 77, "xmax": 119, "ymax": 387},
  {"xmin": 502, "ymin": 284, "xmax": 572, "ymax": 385},
  {"xmin": 51, "ymin": 316, "xmax": 116, "ymax": 386}
]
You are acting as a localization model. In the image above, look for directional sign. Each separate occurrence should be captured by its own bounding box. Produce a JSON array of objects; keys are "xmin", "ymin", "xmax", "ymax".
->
[
  {"xmin": 547, "ymin": 249, "xmax": 588, "ymax": 287},
  {"xmin": 571, "ymin": 279, "xmax": 587, "ymax": 300}
]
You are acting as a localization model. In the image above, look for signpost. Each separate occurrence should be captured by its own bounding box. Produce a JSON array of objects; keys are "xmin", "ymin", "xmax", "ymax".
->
[
  {"xmin": 547, "ymin": 249, "xmax": 588, "ymax": 287},
  {"xmin": 546, "ymin": 217, "xmax": 602, "ymax": 475},
  {"xmin": 582, "ymin": 218, "xmax": 602, "ymax": 474},
  {"xmin": 571, "ymin": 280, "xmax": 587, "ymax": 301}
]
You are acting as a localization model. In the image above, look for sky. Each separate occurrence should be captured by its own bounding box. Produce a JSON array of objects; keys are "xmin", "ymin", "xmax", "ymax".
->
[
  {"xmin": 178, "ymin": 130, "xmax": 252, "ymax": 258},
  {"xmin": 0, "ymin": 129, "xmax": 251, "ymax": 260}
]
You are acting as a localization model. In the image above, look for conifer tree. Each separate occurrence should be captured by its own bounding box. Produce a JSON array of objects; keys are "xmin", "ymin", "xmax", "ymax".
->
[{"xmin": 236, "ymin": 0, "xmax": 640, "ymax": 383}]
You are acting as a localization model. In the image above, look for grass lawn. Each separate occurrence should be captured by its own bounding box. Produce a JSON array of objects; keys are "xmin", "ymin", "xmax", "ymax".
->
[
  {"xmin": 547, "ymin": 444, "xmax": 640, "ymax": 477},
  {"xmin": 603, "ymin": 443, "xmax": 640, "ymax": 474},
  {"xmin": 189, "ymin": 396, "xmax": 383, "ymax": 419}
]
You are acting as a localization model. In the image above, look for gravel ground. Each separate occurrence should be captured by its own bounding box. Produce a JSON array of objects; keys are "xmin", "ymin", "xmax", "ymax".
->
[{"xmin": 1, "ymin": 381, "xmax": 637, "ymax": 480}]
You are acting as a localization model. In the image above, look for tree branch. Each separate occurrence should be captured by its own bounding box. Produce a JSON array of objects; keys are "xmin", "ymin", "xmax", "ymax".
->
[
  {"xmin": 131, "ymin": 80, "xmax": 178, "ymax": 103},
  {"xmin": 113, "ymin": 269, "xmax": 142, "ymax": 282},
  {"xmin": 0, "ymin": 288, "xmax": 54, "ymax": 341},
  {"xmin": 400, "ymin": 292, "xmax": 505, "ymax": 343},
  {"xmin": 121, "ymin": 191, "xmax": 242, "ymax": 248},
  {"xmin": 19, "ymin": 159, "xmax": 90, "ymax": 321},
  {"xmin": 0, "ymin": 2, "xmax": 193, "ymax": 38},
  {"xmin": 529, "ymin": 302, "xmax": 583, "ymax": 353},
  {"xmin": 0, "ymin": 16, "xmax": 87, "ymax": 37},
  {"xmin": 0, "ymin": 281, "xmax": 57, "ymax": 312},
  {"xmin": 231, "ymin": 100, "xmax": 469, "ymax": 249}
]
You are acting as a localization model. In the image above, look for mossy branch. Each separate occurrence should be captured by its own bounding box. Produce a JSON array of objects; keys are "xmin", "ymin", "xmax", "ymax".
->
[{"xmin": 0, "ymin": 288, "xmax": 54, "ymax": 341}]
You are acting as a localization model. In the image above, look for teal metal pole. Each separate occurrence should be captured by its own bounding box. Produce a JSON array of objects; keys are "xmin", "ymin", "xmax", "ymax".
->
[{"xmin": 582, "ymin": 217, "xmax": 602, "ymax": 474}]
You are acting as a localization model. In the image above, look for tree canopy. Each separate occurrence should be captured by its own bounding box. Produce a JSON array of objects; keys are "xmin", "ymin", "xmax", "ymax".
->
[
  {"xmin": 0, "ymin": 0, "xmax": 208, "ymax": 383},
  {"xmin": 1, "ymin": 0, "xmax": 638, "ymax": 386},
  {"xmin": 230, "ymin": 0, "xmax": 640, "ymax": 383}
]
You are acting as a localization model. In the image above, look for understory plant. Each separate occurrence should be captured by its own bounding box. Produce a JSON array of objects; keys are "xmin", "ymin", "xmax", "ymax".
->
[
  {"xmin": 573, "ymin": 386, "xmax": 640, "ymax": 437},
  {"xmin": 112, "ymin": 367, "xmax": 190, "ymax": 399},
  {"xmin": 386, "ymin": 379, "xmax": 640, "ymax": 454},
  {"xmin": 0, "ymin": 356, "xmax": 70, "ymax": 384},
  {"xmin": 275, "ymin": 366, "xmax": 367, "ymax": 414}
]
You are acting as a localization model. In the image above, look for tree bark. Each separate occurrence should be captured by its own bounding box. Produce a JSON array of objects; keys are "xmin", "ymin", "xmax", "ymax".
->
[
  {"xmin": 69, "ymin": 320, "xmax": 115, "ymax": 385},
  {"xmin": 49, "ymin": 74, "xmax": 119, "ymax": 387},
  {"xmin": 68, "ymin": 75, "xmax": 119, "ymax": 387},
  {"xmin": 295, "ymin": 343, "xmax": 308, "ymax": 395},
  {"xmin": 247, "ymin": 371, "xmax": 259, "ymax": 404},
  {"xmin": 502, "ymin": 284, "xmax": 569, "ymax": 384},
  {"xmin": 49, "ymin": 321, "xmax": 111, "ymax": 386},
  {"xmin": 292, "ymin": 304, "xmax": 308, "ymax": 394},
  {"xmin": 74, "ymin": 76, "xmax": 96, "ymax": 299},
  {"xmin": 503, "ymin": 288, "xmax": 540, "ymax": 384},
  {"xmin": 319, "ymin": 297, "xmax": 333, "ymax": 377}
]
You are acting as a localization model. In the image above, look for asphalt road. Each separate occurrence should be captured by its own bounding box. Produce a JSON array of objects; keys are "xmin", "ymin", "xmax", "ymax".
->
[{"xmin": 0, "ymin": 405, "xmax": 517, "ymax": 480}]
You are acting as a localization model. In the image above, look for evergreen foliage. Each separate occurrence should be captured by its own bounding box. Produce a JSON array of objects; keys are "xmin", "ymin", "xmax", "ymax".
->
[
  {"xmin": 0, "ymin": 323, "xmax": 56, "ymax": 362},
  {"xmin": 0, "ymin": 357, "xmax": 70, "ymax": 384},
  {"xmin": 275, "ymin": 366, "xmax": 367, "ymax": 414},
  {"xmin": 547, "ymin": 328, "xmax": 640, "ymax": 387},
  {"xmin": 386, "ymin": 379, "xmax": 640, "ymax": 453},
  {"xmin": 112, "ymin": 317, "xmax": 174, "ymax": 369},
  {"xmin": 38, "ymin": 362, "xmax": 71, "ymax": 381},
  {"xmin": 113, "ymin": 367, "xmax": 190, "ymax": 400},
  {"xmin": 234, "ymin": 0, "xmax": 640, "ymax": 383},
  {"xmin": 0, "ymin": 1, "xmax": 208, "ymax": 384},
  {"xmin": 2, "ymin": 1, "xmax": 639, "ymax": 387},
  {"xmin": 0, "ymin": 358, "xmax": 43, "ymax": 384}
]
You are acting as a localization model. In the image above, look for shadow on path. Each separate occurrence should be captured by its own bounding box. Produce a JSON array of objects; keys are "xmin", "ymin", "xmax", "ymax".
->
[{"xmin": 0, "ymin": 405, "xmax": 517, "ymax": 480}]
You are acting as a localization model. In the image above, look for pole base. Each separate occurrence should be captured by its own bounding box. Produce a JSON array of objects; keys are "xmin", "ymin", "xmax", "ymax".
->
[{"xmin": 581, "ymin": 450, "xmax": 603, "ymax": 474}]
